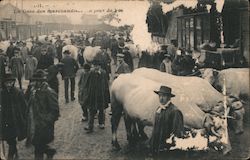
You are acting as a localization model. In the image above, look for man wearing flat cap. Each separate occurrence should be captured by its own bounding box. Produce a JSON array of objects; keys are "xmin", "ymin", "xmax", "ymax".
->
[
  {"xmin": 150, "ymin": 86, "xmax": 184, "ymax": 155},
  {"xmin": 114, "ymin": 53, "xmax": 131, "ymax": 78},
  {"xmin": 25, "ymin": 69, "xmax": 59, "ymax": 159},
  {"xmin": 122, "ymin": 46, "xmax": 134, "ymax": 71},
  {"xmin": 0, "ymin": 73, "xmax": 27, "ymax": 159}
]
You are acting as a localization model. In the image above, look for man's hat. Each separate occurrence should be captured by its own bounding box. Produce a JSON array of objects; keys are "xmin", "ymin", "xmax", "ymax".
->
[
  {"xmin": 118, "ymin": 43, "xmax": 125, "ymax": 49},
  {"xmin": 123, "ymin": 46, "xmax": 129, "ymax": 50},
  {"xmin": 83, "ymin": 63, "xmax": 91, "ymax": 70},
  {"xmin": 30, "ymin": 69, "xmax": 48, "ymax": 81},
  {"xmin": 154, "ymin": 86, "xmax": 175, "ymax": 97},
  {"xmin": 117, "ymin": 53, "xmax": 124, "ymax": 58},
  {"xmin": 3, "ymin": 73, "xmax": 16, "ymax": 82},
  {"xmin": 164, "ymin": 54, "xmax": 171, "ymax": 58},
  {"xmin": 13, "ymin": 47, "xmax": 21, "ymax": 53}
]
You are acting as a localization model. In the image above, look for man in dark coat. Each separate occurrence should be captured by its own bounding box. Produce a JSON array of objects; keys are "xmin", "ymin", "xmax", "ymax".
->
[
  {"xmin": 46, "ymin": 63, "xmax": 64, "ymax": 95},
  {"xmin": 61, "ymin": 50, "xmax": 79, "ymax": 103},
  {"xmin": 6, "ymin": 42, "xmax": 15, "ymax": 60},
  {"xmin": 0, "ymin": 73, "xmax": 27, "ymax": 160},
  {"xmin": 55, "ymin": 36, "xmax": 63, "ymax": 62},
  {"xmin": 84, "ymin": 60, "xmax": 110, "ymax": 133},
  {"xmin": 0, "ymin": 49, "xmax": 7, "ymax": 84},
  {"xmin": 110, "ymin": 35, "xmax": 119, "ymax": 65},
  {"xmin": 37, "ymin": 46, "xmax": 54, "ymax": 70},
  {"xmin": 25, "ymin": 70, "xmax": 59, "ymax": 160},
  {"xmin": 114, "ymin": 53, "xmax": 131, "ymax": 78},
  {"xmin": 122, "ymin": 46, "xmax": 134, "ymax": 71},
  {"xmin": 31, "ymin": 42, "xmax": 42, "ymax": 62},
  {"xmin": 78, "ymin": 63, "xmax": 91, "ymax": 121},
  {"xmin": 100, "ymin": 47, "xmax": 111, "ymax": 80},
  {"xmin": 150, "ymin": 86, "xmax": 184, "ymax": 155}
]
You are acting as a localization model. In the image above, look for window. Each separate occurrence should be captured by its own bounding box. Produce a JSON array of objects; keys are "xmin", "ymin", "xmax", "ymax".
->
[{"xmin": 177, "ymin": 13, "xmax": 210, "ymax": 51}]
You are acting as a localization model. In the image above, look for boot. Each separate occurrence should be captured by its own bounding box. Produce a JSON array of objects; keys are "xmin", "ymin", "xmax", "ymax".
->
[
  {"xmin": 45, "ymin": 148, "xmax": 56, "ymax": 160},
  {"xmin": 34, "ymin": 152, "xmax": 44, "ymax": 160},
  {"xmin": 34, "ymin": 147, "xmax": 44, "ymax": 160},
  {"xmin": 7, "ymin": 145, "xmax": 17, "ymax": 160}
]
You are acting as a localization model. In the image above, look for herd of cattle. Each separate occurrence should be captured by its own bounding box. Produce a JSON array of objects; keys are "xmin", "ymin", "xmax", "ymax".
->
[
  {"xmin": 0, "ymin": 31, "xmax": 249, "ymax": 155},
  {"xmin": 110, "ymin": 67, "xmax": 249, "ymax": 154}
]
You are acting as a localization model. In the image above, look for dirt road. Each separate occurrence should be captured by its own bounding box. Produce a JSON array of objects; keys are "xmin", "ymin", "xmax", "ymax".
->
[{"xmin": 8, "ymin": 63, "xmax": 250, "ymax": 159}]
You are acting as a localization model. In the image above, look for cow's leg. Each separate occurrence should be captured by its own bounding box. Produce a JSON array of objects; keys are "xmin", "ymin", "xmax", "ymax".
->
[
  {"xmin": 137, "ymin": 121, "xmax": 148, "ymax": 141},
  {"xmin": 123, "ymin": 113, "xmax": 134, "ymax": 146},
  {"xmin": 111, "ymin": 102, "xmax": 123, "ymax": 150},
  {"xmin": 131, "ymin": 121, "xmax": 140, "ymax": 144}
]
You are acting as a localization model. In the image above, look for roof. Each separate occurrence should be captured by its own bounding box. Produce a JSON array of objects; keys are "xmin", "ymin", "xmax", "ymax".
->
[
  {"xmin": 0, "ymin": 3, "xmax": 30, "ymax": 21},
  {"xmin": 29, "ymin": 15, "xmax": 71, "ymax": 24}
]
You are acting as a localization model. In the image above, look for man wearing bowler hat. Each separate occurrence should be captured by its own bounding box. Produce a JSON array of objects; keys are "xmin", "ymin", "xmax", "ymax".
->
[
  {"xmin": 0, "ymin": 73, "xmax": 27, "ymax": 159},
  {"xmin": 149, "ymin": 86, "xmax": 184, "ymax": 155},
  {"xmin": 25, "ymin": 70, "xmax": 59, "ymax": 159}
]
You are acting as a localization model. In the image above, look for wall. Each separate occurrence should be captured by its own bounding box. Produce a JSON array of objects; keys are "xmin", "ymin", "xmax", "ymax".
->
[{"xmin": 165, "ymin": 9, "xmax": 183, "ymax": 44}]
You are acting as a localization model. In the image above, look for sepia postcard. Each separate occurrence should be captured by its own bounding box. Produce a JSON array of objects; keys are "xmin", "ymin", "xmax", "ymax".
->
[{"xmin": 0, "ymin": 0, "xmax": 249, "ymax": 159}]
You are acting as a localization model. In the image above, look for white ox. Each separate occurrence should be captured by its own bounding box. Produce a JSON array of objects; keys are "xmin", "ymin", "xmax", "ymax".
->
[
  {"xmin": 62, "ymin": 45, "xmax": 78, "ymax": 60},
  {"xmin": 201, "ymin": 68, "xmax": 249, "ymax": 100},
  {"xmin": 133, "ymin": 68, "xmax": 224, "ymax": 112},
  {"xmin": 0, "ymin": 40, "xmax": 10, "ymax": 54},
  {"xmin": 83, "ymin": 46, "xmax": 102, "ymax": 63},
  {"xmin": 133, "ymin": 68, "xmax": 245, "ymax": 134},
  {"xmin": 111, "ymin": 74, "xmax": 231, "ymax": 154}
]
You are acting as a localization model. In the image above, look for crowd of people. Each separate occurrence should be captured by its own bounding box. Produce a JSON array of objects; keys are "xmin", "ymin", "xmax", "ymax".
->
[
  {"xmin": 0, "ymin": 29, "xmax": 227, "ymax": 159},
  {"xmin": 0, "ymin": 29, "xmax": 137, "ymax": 159}
]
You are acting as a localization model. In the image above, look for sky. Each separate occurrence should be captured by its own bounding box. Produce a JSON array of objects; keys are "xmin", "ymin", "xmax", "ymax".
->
[{"xmin": 1, "ymin": 0, "xmax": 225, "ymax": 51}]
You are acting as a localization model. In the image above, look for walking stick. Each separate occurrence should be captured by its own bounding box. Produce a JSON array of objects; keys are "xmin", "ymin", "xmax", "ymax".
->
[
  {"xmin": 222, "ymin": 77, "xmax": 231, "ymax": 155},
  {"xmin": 0, "ymin": 88, "xmax": 6, "ymax": 160}
]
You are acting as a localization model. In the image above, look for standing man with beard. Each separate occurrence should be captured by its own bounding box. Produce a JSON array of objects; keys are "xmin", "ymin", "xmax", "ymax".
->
[
  {"xmin": 25, "ymin": 70, "xmax": 59, "ymax": 160},
  {"xmin": 0, "ymin": 73, "xmax": 27, "ymax": 160}
]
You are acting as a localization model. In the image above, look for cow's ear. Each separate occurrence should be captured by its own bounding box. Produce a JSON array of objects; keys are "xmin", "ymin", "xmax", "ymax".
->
[{"xmin": 212, "ymin": 70, "xmax": 219, "ymax": 77}]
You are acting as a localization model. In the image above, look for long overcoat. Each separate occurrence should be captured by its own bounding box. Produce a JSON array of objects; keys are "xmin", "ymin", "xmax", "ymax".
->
[
  {"xmin": 150, "ymin": 103, "xmax": 184, "ymax": 154},
  {"xmin": 25, "ymin": 56, "xmax": 38, "ymax": 80},
  {"xmin": 9, "ymin": 56, "xmax": 24, "ymax": 78},
  {"xmin": 0, "ymin": 87, "xmax": 27, "ymax": 141},
  {"xmin": 84, "ymin": 67, "xmax": 110, "ymax": 110},
  {"xmin": 26, "ymin": 82, "xmax": 59, "ymax": 145}
]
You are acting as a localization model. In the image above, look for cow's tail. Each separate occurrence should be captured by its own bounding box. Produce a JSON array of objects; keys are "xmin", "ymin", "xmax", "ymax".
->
[{"xmin": 111, "ymin": 90, "xmax": 123, "ymax": 150}]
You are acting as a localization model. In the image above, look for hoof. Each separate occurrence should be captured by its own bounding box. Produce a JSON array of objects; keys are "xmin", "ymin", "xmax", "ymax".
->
[{"xmin": 112, "ymin": 141, "xmax": 121, "ymax": 151}]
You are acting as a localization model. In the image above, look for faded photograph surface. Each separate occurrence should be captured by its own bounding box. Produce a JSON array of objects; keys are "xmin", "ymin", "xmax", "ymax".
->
[{"xmin": 0, "ymin": 0, "xmax": 249, "ymax": 159}]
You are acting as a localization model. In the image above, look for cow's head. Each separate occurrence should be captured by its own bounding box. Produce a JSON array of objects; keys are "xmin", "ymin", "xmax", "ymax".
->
[
  {"xmin": 201, "ymin": 68, "xmax": 221, "ymax": 92},
  {"xmin": 201, "ymin": 68, "xmax": 219, "ymax": 85}
]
